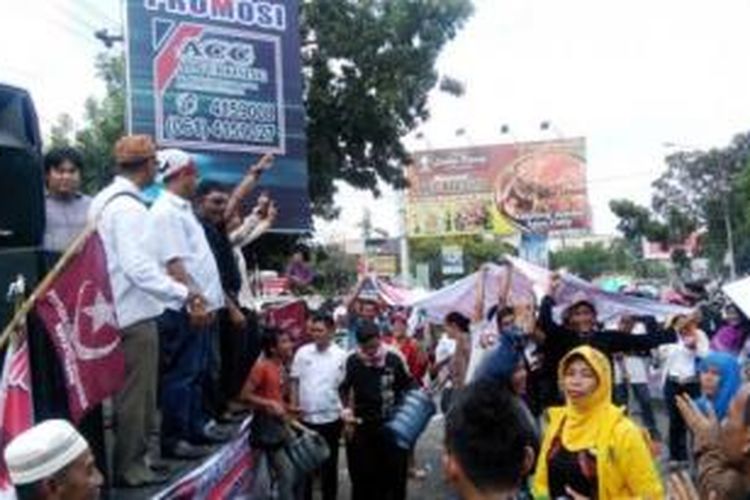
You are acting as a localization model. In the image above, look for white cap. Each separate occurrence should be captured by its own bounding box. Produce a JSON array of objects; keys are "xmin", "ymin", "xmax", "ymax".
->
[
  {"xmin": 4, "ymin": 420, "xmax": 89, "ymax": 485},
  {"xmin": 157, "ymin": 148, "xmax": 194, "ymax": 181}
]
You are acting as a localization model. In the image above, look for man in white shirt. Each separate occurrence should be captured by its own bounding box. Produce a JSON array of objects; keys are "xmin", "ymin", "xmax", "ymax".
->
[
  {"xmin": 147, "ymin": 148, "xmax": 226, "ymax": 459},
  {"xmin": 659, "ymin": 314, "xmax": 708, "ymax": 463},
  {"xmin": 290, "ymin": 312, "xmax": 347, "ymax": 500},
  {"xmin": 89, "ymin": 135, "xmax": 202, "ymax": 486}
]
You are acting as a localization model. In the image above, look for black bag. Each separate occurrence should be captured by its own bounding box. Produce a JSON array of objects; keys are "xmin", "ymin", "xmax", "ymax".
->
[{"xmin": 248, "ymin": 412, "xmax": 288, "ymax": 450}]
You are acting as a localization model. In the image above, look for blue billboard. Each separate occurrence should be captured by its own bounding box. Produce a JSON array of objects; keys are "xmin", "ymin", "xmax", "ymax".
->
[{"xmin": 126, "ymin": 0, "xmax": 309, "ymax": 231}]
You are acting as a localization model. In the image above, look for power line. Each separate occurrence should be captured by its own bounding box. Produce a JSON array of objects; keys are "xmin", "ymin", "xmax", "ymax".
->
[
  {"xmin": 49, "ymin": 0, "xmax": 116, "ymax": 33},
  {"xmin": 75, "ymin": 0, "xmax": 121, "ymax": 30}
]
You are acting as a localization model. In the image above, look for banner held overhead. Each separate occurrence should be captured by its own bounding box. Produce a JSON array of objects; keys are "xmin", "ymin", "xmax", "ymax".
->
[{"xmin": 126, "ymin": 0, "xmax": 310, "ymax": 231}]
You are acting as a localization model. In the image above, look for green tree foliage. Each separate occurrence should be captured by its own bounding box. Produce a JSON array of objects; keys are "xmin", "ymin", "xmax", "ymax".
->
[
  {"xmin": 611, "ymin": 133, "xmax": 750, "ymax": 275},
  {"xmin": 550, "ymin": 240, "xmax": 669, "ymax": 281},
  {"xmin": 302, "ymin": 0, "xmax": 474, "ymax": 217},
  {"xmin": 48, "ymin": 1, "xmax": 473, "ymax": 216},
  {"xmin": 76, "ymin": 53, "xmax": 126, "ymax": 193},
  {"xmin": 47, "ymin": 53, "xmax": 125, "ymax": 194},
  {"xmin": 48, "ymin": 113, "xmax": 75, "ymax": 149}
]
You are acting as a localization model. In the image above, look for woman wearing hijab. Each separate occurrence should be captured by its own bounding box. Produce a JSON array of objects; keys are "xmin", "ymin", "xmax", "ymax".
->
[
  {"xmin": 695, "ymin": 351, "xmax": 742, "ymax": 420},
  {"xmin": 533, "ymin": 346, "xmax": 663, "ymax": 500},
  {"xmin": 710, "ymin": 304, "xmax": 749, "ymax": 356}
]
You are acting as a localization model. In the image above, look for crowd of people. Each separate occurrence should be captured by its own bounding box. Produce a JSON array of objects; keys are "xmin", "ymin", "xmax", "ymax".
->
[{"xmin": 7, "ymin": 133, "xmax": 750, "ymax": 500}]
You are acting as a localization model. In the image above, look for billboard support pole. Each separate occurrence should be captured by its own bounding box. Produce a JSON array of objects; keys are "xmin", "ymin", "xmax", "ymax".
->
[{"xmin": 398, "ymin": 185, "xmax": 411, "ymax": 285}]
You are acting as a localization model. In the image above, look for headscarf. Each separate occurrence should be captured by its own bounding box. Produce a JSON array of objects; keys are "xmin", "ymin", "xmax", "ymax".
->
[
  {"xmin": 556, "ymin": 345, "xmax": 622, "ymax": 450},
  {"xmin": 534, "ymin": 346, "xmax": 663, "ymax": 499},
  {"xmin": 710, "ymin": 324, "xmax": 746, "ymax": 356},
  {"xmin": 696, "ymin": 351, "xmax": 742, "ymax": 419}
]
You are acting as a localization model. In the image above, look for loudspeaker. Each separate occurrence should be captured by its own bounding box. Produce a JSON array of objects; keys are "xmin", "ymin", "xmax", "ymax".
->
[
  {"xmin": 0, "ymin": 84, "xmax": 45, "ymax": 326},
  {"xmin": 0, "ymin": 84, "xmax": 44, "ymax": 248}
]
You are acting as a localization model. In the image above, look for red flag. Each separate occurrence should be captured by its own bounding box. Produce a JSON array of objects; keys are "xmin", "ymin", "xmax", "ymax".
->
[
  {"xmin": 34, "ymin": 232, "xmax": 125, "ymax": 423},
  {"xmin": 265, "ymin": 300, "xmax": 309, "ymax": 348},
  {"xmin": 0, "ymin": 339, "xmax": 34, "ymax": 495}
]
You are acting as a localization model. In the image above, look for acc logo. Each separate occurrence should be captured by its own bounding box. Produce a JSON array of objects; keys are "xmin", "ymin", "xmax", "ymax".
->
[{"xmin": 183, "ymin": 38, "xmax": 256, "ymax": 65}]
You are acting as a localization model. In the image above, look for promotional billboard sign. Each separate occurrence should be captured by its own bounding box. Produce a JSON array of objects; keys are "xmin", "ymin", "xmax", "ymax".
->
[
  {"xmin": 126, "ymin": 0, "xmax": 309, "ymax": 231},
  {"xmin": 406, "ymin": 138, "xmax": 589, "ymax": 237}
]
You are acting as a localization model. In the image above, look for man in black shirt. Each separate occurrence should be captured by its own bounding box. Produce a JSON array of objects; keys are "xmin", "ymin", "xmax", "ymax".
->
[
  {"xmin": 538, "ymin": 275, "xmax": 677, "ymax": 408},
  {"xmin": 194, "ymin": 154, "xmax": 273, "ymax": 417},
  {"xmin": 340, "ymin": 321, "xmax": 415, "ymax": 500}
]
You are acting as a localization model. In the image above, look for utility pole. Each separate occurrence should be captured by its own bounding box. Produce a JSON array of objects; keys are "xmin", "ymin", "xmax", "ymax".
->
[{"xmin": 721, "ymin": 165, "xmax": 737, "ymax": 280}]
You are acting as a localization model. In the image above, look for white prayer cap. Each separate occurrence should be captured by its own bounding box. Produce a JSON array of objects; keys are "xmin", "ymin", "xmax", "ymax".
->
[
  {"xmin": 157, "ymin": 148, "xmax": 195, "ymax": 181},
  {"xmin": 4, "ymin": 419, "xmax": 89, "ymax": 485}
]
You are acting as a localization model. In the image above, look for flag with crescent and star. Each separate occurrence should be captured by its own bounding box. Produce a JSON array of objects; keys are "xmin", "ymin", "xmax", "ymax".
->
[
  {"xmin": 35, "ymin": 232, "xmax": 125, "ymax": 423},
  {"xmin": 0, "ymin": 338, "xmax": 33, "ymax": 497}
]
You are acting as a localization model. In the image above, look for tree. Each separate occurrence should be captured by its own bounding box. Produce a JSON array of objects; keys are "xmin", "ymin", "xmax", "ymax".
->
[
  {"xmin": 75, "ymin": 53, "xmax": 126, "ymax": 194},
  {"xmin": 549, "ymin": 240, "xmax": 670, "ymax": 281},
  {"xmin": 302, "ymin": 0, "xmax": 474, "ymax": 217},
  {"xmin": 609, "ymin": 199, "xmax": 655, "ymax": 257},
  {"xmin": 47, "ymin": 53, "xmax": 126, "ymax": 195},
  {"xmin": 53, "ymin": 1, "xmax": 473, "ymax": 214},
  {"xmin": 647, "ymin": 133, "xmax": 750, "ymax": 274},
  {"xmin": 48, "ymin": 113, "xmax": 75, "ymax": 149}
]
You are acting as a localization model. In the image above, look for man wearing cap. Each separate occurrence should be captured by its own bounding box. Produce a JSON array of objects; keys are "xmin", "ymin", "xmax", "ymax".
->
[
  {"xmin": 4, "ymin": 419, "xmax": 103, "ymax": 500},
  {"xmin": 537, "ymin": 274, "xmax": 677, "ymax": 407},
  {"xmin": 89, "ymin": 135, "xmax": 203, "ymax": 486},
  {"xmin": 146, "ymin": 148, "xmax": 227, "ymax": 458}
]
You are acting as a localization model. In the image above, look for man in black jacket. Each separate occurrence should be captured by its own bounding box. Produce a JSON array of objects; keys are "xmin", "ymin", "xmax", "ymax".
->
[{"xmin": 538, "ymin": 275, "xmax": 677, "ymax": 408}]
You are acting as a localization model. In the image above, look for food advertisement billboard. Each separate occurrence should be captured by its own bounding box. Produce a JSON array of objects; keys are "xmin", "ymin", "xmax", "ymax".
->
[{"xmin": 406, "ymin": 138, "xmax": 589, "ymax": 237}]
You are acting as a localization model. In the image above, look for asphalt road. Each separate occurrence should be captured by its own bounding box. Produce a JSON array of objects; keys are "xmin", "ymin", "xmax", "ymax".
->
[
  {"xmin": 333, "ymin": 416, "xmax": 449, "ymax": 500},
  {"xmin": 110, "ymin": 391, "xmax": 672, "ymax": 499}
]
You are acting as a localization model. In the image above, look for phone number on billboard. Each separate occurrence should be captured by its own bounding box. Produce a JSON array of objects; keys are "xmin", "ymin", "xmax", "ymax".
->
[
  {"xmin": 165, "ymin": 115, "xmax": 277, "ymax": 143},
  {"xmin": 209, "ymin": 98, "xmax": 276, "ymax": 122}
]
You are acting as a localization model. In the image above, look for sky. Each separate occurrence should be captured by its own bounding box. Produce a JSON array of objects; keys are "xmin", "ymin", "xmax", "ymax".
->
[{"xmin": 3, "ymin": 0, "xmax": 750, "ymax": 242}]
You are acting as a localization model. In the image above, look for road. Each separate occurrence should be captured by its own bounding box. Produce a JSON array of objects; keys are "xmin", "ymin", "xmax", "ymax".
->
[
  {"xmin": 334, "ymin": 416, "xmax": 449, "ymax": 500},
  {"xmin": 111, "ymin": 392, "xmax": 671, "ymax": 499}
]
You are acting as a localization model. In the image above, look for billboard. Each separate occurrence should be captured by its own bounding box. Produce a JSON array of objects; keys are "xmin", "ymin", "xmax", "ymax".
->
[
  {"xmin": 126, "ymin": 0, "xmax": 309, "ymax": 231},
  {"xmin": 406, "ymin": 138, "xmax": 590, "ymax": 237}
]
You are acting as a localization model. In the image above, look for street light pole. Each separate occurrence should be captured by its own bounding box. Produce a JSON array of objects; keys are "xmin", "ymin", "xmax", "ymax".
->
[{"xmin": 723, "ymin": 194, "xmax": 737, "ymax": 279}]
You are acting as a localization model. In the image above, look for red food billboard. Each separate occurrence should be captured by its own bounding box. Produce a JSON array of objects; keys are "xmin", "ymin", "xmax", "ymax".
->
[{"xmin": 406, "ymin": 138, "xmax": 590, "ymax": 236}]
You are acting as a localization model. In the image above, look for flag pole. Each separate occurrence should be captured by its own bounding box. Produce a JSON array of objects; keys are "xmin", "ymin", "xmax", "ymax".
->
[{"xmin": 0, "ymin": 224, "xmax": 97, "ymax": 351}]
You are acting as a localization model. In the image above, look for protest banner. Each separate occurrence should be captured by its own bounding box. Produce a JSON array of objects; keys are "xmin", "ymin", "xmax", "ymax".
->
[
  {"xmin": 409, "ymin": 257, "xmax": 691, "ymax": 325},
  {"xmin": 154, "ymin": 424, "xmax": 254, "ymax": 500}
]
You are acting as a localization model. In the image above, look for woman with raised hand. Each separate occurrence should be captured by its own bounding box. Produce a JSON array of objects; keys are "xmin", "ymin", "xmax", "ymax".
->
[{"xmin": 533, "ymin": 345, "xmax": 663, "ymax": 499}]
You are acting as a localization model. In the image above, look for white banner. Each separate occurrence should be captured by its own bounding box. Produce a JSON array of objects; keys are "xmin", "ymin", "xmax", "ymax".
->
[{"xmin": 409, "ymin": 256, "xmax": 691, "ymax": 324}]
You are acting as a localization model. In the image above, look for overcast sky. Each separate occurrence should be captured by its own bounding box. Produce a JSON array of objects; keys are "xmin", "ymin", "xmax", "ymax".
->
[{"xmin": 3, "ymin": 0, "xmax": 750, "ymax": 241}]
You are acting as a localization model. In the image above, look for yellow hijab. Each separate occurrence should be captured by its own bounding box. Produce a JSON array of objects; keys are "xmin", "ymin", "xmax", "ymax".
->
[
  {"xmin": 534, "ymin": 346, "xmax": 663, "ymax": 499},
  {"xmin": 557, "ymin": 345, "xmax": 622, "ymax": 450}
]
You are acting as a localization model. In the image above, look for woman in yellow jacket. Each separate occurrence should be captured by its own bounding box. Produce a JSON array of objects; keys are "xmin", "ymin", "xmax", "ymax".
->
[{"xmin": 533, "ymin": 345, "xmax": 663, "ymax": 499}]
